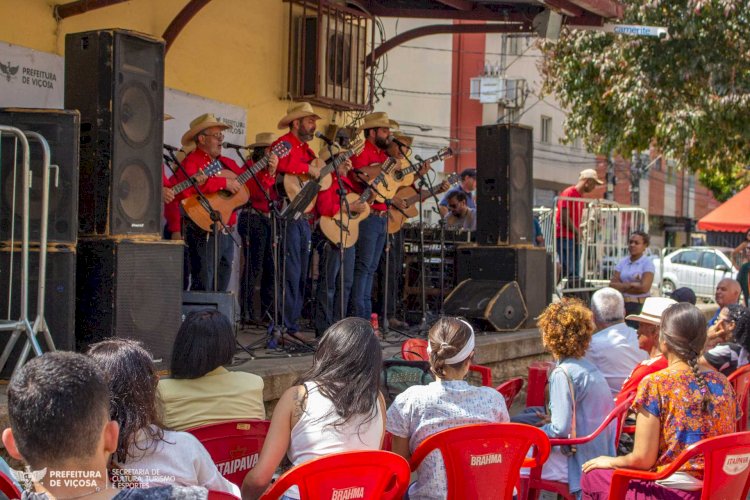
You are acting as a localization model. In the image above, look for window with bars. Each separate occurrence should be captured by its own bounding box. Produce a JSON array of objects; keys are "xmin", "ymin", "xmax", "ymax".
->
[{"xmin": 540, "ymin": 116, "xmax": 552, "ymax": 144}]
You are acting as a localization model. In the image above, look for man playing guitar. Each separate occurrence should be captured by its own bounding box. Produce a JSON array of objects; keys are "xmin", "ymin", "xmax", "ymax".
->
[{"xmin": 272, "ymin": 102, "xmax": 322, "ymax": 335}]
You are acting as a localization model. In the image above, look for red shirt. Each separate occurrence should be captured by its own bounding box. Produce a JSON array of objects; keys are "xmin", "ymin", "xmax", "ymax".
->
[
  {"xmin": 615, "ymin": 354, "xmax": 668, "ymax": 406},
  {"xmin": 555, "ymin": 185, "xmax": 584, "ymax": 239},
  {"xmin": 245, "ymin": 159, "xmax": 279, "ymax": 214},
  {"xmin": 162, "ymin": 170, "xmax": 182, "ymax": 234},
  {"xmin": 350, "ymin": 140, "xmax": 388, "ymax": 212},
  {"xmin": 274, "ymin": 132, "xmax": 316, "ymax": 175},
  {"xmin": 175, "ymin": 148, "xmax": 247, "ymax": 227},
  {"xmin": 316, "ymin": 172, "xmax": 357, "ymax": 217}
]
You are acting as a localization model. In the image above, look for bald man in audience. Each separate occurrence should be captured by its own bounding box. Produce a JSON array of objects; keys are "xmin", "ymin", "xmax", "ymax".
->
[{"xmin": 708, "ymin": 278, "xmax": 742, "ymax": 327}]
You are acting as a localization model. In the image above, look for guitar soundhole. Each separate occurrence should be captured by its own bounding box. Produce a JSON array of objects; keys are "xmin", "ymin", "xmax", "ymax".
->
[{"xmin": 219, "ymin": 190, "xmax": 232, "ymax": 199}]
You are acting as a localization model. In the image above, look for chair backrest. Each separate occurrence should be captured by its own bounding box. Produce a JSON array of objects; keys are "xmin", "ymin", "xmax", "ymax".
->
[
  {"xmin": 495, "ymin": 377, "xmax": 524, "ymax": 410},
  {"xmin": 729, "ymin": 364, "xmax": 750, "ymax": 431},
  {"xmin": 526, "ymin": 360, "xmax": 555, "ymax": 407},
  {"xmin": 207, "ymin": 491, "xmax": 239, "ymax": 500},
  {"xmin": 0, "ymin": 471, "xmax": 21, "ymax": 500},
  {"xmin": 259, "ymin": 450, "xmax": 410, "ymax": 500},
  {"xmin": 410, "ymin": 423, "xmax": 551, "ymax": 500},
  {"xmin": 401, "ymin": 339, "xmax": 428, "ymax": 361},
  {"xmin": 187, "ymin": 419, "xmax": 271, "ymax": 486},
  {"xmin": 550, "ymin": 393, "xmax": 635, "ymax": 449}
]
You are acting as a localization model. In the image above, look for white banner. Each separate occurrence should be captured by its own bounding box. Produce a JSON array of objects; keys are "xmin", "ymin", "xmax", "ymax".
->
[{"xmin": 0, "ymin": 42, "xmax": 64, "ymax": 109}]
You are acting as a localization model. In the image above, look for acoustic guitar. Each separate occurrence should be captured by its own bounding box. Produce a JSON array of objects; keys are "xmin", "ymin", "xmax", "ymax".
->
[
  {"xmin": 353, "ymin": 157, "xmax": 400, "ymax": 202},
  {"xmin": 181, "ymin": 141, "xmax": 291, "ymax": 232},
  {"xmin": 282, "ymin": 139, "xmax": 364, "ymax": 214},
  {"xmin": 318, "ymin": 172, "xmax": 387, "ymax": 248},
  {"xmin": 386, "ymin": 173, "xmax": 460, "ymax": 234},
  {"xmin": 169, "ymin": 159, "xmax": 223, "ymax": 197},
  {"xmin": 390, "ymin": 147, "xmax": 453, "ymax": 188}
]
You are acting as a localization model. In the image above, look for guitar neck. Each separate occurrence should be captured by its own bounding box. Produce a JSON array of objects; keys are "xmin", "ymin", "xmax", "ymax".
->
[
  {"xmin": 172, "ymin": 176, "xmax": 198, "ymax": 196},
  {"xmin": 405, "ymin": 189, "xmax": 435, "ymax": 206},
  {"xmin": 400, "ymin": 152, "xmax": 441, "ymax": 176},
  {"xmin": 237, "ymin": 155, "xmax": 271, "ymax": 185}
]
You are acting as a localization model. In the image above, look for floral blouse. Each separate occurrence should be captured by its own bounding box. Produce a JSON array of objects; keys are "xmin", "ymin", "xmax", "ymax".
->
[{"xmin": 634, "ymin": 367, "xmax": 740, "ymax": 478}]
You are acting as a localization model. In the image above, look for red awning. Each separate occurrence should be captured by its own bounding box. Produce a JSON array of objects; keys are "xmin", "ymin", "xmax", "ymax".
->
[{"xmin": 697, "ymin": 184, "xmax": 750, "ymax": 233}]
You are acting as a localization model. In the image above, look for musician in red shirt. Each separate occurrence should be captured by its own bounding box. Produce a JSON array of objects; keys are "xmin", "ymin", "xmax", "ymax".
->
[
  {"xmin": 273, "ymin": 102, "xmax": 322, "ymax": 334},
  {"xmin": 349, "ymin": 112, "xmax": 392, "ymax": 320}
]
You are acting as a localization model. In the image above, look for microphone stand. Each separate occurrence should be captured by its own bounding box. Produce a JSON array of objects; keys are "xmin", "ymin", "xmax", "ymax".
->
[{"xmin": 330, "ymin": 143, "xmax": 351, "ymax": 320}]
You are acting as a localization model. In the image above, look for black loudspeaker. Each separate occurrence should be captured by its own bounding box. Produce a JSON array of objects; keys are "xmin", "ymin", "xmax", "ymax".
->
[
  {"xmin": 0, "ymin": 108, "xmax": 80, "ymax": 244},
  {"xmin": 444, "ymin": 279, "xmax": 527, "ymax": 332},
  {"xmin": 76, "ymin": 238, "xmax": 182, "ymax": 370},
  {"xmin": 475, "ymin": 124, "xmax": 533, "ymax": 245},
  {"xmin": 0, "ymin": 245, "xmax": 76, "ymax": 377},
  {"xmin": 182, "ymin": 291, "xmax": 236, "ymax": 324},
  {"xmin": 65, "ymin": 29, "xmax": 164, "ymax": 236},
  {"xmin": 455, "ymin": 245, "xmax": 549, "ymax": 327}
]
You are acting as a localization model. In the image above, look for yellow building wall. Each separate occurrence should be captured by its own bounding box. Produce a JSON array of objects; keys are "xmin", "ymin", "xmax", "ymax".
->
[{"xmin": 0, "ymin": 0, "xmax": 348, "ymax": 144}]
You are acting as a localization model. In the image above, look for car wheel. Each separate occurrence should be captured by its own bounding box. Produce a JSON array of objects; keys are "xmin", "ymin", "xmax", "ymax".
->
[{"xmin": 661, "ymin": 279, "xmax": 676, "ymax": 296}]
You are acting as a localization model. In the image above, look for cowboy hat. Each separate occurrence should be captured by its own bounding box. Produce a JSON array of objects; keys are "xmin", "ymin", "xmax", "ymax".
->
[
  {"xmin": 164, "ymin": 113, "xmax": 174, "ymax": 121},
  {"xmin": 277, "ymin": 101, "xmax": 321, "ymax": 130},
  {"xmin": 358, "ymin": 111, "xmax": 391, "ymax": 133},
  {"xmin": 392, "ymin": 130, "xmax": 413, "ymax": 147},
  {"xmin": 248, "ymin": 132, "xmax": 277, "ymax": 149},
  {"xmin": 181, "ymin": 113, "xmax": 230, "ymax": 148},
  {"xmin": 579, "ymin": 168, "xmax": 605, "ymax": 185},
  {"xmin": 625, "ymin": 297, "xmax": 677, "ymax": 326}
]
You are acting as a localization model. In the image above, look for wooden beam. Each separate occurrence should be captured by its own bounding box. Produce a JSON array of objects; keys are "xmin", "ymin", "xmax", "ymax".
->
[
  {"xmin": 366, "ymin": 22, "xmax": 532, "ymax": 67},
  {"xmin": 163, "ymin": 0, "xmax": 214, "ymax": 54},
  {"xmin": 366, "ymin": 5, "xmax": 532, "ymax": 22},
  {"xmin": 434, "ymin": 0, "xmax": 476, "ymax": 11},
  {"xmin": 567, "ymin": 0, "xmax": 622, "ymax": 19},
  {"xmin": 53, "ymin": 0, "xmax": 130, "ymax": 19},
  {"xmin": 542, "ymin": 0, "xmax": 584, "ymax": 17}
]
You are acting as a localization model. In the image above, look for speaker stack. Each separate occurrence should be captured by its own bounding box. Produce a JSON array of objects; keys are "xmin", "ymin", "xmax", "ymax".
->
[
  {"xmin": 445, "ymin": 124, "xmax": 551, "ymax": 331},
  {"xmin": 65, "ymin": 29, "xmax": 182, "ymax": 370}
]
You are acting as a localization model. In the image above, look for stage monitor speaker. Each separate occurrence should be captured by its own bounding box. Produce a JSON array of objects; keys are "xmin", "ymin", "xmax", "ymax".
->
[
  {"xmin": 182, "ymin": 291, "xmax": 236, "ymax": 325},
  {"xmin": 0, "ymin": 245, "xmax": 76, "ymax": 378},
  {"xmin": 0, "ymin": 108, "xmax": 80, "ymax": 244},
  {"xmin": 475, "ymin": 124, "xmax": 533, "ymax": 245},
  {"xmin": 76, "ymin": 238, "xmax": 182, "ymax": 371},
  {"xmin": 444, "ymin": 279, "xmax": 527, "ymax": 332},
  {"xmin": 455, "ymin": 245, "xmax": 550, "ymax": 327},
  {"xmin": 65, "ymin": 29, "xmax": 164, "ymax": 236}
]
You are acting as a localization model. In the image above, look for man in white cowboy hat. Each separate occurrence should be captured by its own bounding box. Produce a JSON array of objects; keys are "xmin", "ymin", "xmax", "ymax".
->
[
  {"xmin": 555, "ymin": 167, "xmax": 605, "ymax": 280},
  {"xmin": 349, "ymin": 111, "xmax": 392, "ymax": 320},
  {"xmin": 237, "ymin": 132, "xmax": 280, "ymax": 325},
  {"xmin": 273, "ymin": 102, "xmax": 323, "ymax": 334}
]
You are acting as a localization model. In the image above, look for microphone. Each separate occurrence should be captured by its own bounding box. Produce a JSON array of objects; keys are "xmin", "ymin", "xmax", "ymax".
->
[
  {"xmin": 163, "ymin": 144, "xmax": 180, "ymax": 152},
  {"xmin": 314, "ymin": 131, "xmax": 335, "ymax": 146},
  {"xmin": 222, "ymin": 141, "xmax": 248, "ymax": 150},
  {"xmin": 390, "ymin": 135, "xmax": 411, "ymax": 149},
  {"xmin": 415, "ymin": 154, "xmax": 424, "ymax": 162},
  {"xmin": 163, "ymin": 154, "xmax": 174, "ymax": 164}
]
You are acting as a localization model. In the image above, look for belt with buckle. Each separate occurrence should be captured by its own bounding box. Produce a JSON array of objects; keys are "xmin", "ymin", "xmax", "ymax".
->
[
  {"xmin": 300, "ymin": 213, "xmax": 316, "ymax": 221},
  {"xmin": 370, "ymin": 210, "xmax": 388, "ymax": 218}
]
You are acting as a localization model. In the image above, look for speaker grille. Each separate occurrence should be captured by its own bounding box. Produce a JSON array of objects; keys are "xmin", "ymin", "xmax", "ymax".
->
[
  {"xmin": 116, "ymin": 160, "xmax": 154, "ymax": 224},
  {"xmin": 118, "ymin": 81, "xmax": 155, "ymax": 147}
]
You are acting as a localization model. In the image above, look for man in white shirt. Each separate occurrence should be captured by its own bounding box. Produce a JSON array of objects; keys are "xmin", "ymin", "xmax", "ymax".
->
[{"xmin": 584, "ymin": 287, "xmax": 648, "ymax": 396}]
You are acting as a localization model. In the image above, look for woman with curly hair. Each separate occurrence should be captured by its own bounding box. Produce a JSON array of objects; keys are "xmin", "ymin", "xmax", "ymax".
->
[
  {"xmin": 701, "ymin": 304, "xmax": 749, "ymax": 376},
  {"xmin": 528, "ymin": 299, "xmax": 615, "ymax": 498},
  {"xmin": 581, "ymin": 303, "xmax": 739, "ymax": 499}
]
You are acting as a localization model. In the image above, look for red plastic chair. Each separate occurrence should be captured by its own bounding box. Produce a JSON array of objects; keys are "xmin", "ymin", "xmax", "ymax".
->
[
  {"xmin": 0, "ymin": 471, "xmax": 21, "ymax": 500},
  {"xmin": 409, "ymin": 423, "xmax": 550, "ymax": 500},
  {"xmin": 496, "ymin": 377, "xmax": 524, "ymax": 410},
  {"xmin": 207, "ymin": 491, "xmax": 239, "ymax": 500},
  {"xmin": 609, "ymin": 431, "xmax": 750, "ymax": 499},
  {"xmin": 729, "ymin": 364, "xmax": 750, "ymax": 431},
  {"xmin": 401, "ymin": 339, "xmax": 493, "ymax": 387},
  {"xmin": 259, "ymin": 450, "xmax": 410, "ymax": 500},
  {"xmin": 525, "ymin": 393, "xmax": 636, "ymax": 500},
  {"xmin": 187, "ymin": 419, "xmax": 271, "ymax": 487},
  {"xmin": 526, "ymin": 361, "xmax": 555, "ymax": 408}
]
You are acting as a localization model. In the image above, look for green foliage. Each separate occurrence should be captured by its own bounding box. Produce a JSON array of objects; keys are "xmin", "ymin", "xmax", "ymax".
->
[{"xmin": 540, "ymin": 0, "xmax": 750, "ymax": 199}]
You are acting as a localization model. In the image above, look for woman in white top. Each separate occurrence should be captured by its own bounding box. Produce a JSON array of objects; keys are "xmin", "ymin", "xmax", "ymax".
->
[
  {"xmin": 87, "ymin": 339, "xmax": 239, "ymax": 496},
  {"xmin": 386, "ymin": 317, "xmax": 509, "ymax": 500},
  {"xmin": 242, "ymin": 317, "xmax": 385, "ymax": 500}
]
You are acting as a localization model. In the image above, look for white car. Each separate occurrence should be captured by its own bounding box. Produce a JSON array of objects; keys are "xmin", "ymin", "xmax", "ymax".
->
[{"xmin": 655, "ymin": 247, "xmax": 738, "ymax": 301}]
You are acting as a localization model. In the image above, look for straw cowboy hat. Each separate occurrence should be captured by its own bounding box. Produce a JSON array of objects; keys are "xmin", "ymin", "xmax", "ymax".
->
[
  {"xmin": 392, "ymin": 130, "xmax": 413, "ymax": 147},
  {"xmin": 248, "ymin": 132, "xmax": 277, "ymax": 149},
  {"xmin": 277, "ymin": 101, "xmax": 321, "ymax": 130},
  {"xmin": 625, "ymin": 297, "xmax": 677, "ymax": 326},
  {"xmin": 358, "ymin": 111, "xmax": 391, "ymax": 132},
  {"xmin": 181, "ymin": 113, "xmax": 230, "ymax": 148},
  {"xmin": 164, "ymin": 113, "xmax": 174, "ymax": 121}
]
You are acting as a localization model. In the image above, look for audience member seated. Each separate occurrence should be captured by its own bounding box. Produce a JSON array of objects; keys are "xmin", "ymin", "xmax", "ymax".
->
[
  {"xmin": 615, "ymin": 297, "xmax": 677, "ymax": 405},
  {"xmin": 386, "ymin": 317, "xmax": 509, "ymax": 499},
  {"xmin": 581, "ymin": 303, "xmax": 740, "ymax": 499},
  {"xmin": 584, "ymin": 287, "xmax": 648, "ymax": 396},
  {"xmin": 88, "ymin": 339, "xmax": 239, "ymax": 496},
  {"xmin": 668, "ymin": 287, "xmax": 697, "ymax": 305},
  {"xmin": 701, "ymin": 305, "xmax": 749, "ymax": 375},
  {"xmin": 2, "ymin": 352, "xmax": 206, "ymax": 500},
  {"xmin": 158, "ymin": 310, "xmax": 265, "ymax": 430},
  {"xmin": 523, "ymin": 299, "xmax": 615, "ymax": 498},
  {"xmin": 705, "ymin": 303, "xmax": 745, "ymax": 351},
  {"xmin": 707, "ymin": 278, "xmax": 741, "ymax": 327},
  {"xmin": 241, "ymin": 318, "xmax": 385, "ymax": 500}
]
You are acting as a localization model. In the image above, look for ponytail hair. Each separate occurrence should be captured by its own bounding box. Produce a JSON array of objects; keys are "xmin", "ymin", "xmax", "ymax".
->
[{"xmin": 427, "ymin": 317, "xmax": 474, "ymax": 378}]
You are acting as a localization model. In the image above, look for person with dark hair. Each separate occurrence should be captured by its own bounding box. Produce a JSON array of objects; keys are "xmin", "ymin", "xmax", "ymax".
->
[
  {"xmin": 668, "ymin": 287, "xmax": 697, "ymax": 305},
  {"xmin": 701, "ymin": 304, "xmax": 749, "ymax": 375},
  {"xmin": 610, "ymin": 231, "xmax": 655, "ymax": 326},
  {"xmin": 445, "ymin": 190, "xmax": 476, "ymax": 231},
  {"xmin": 88, "ymin": 338, "xmax": 239, "ymax": 495},
  {"xmin": 241, "ymin": 317, "xmax": 385, "ymax": 499},
  {"xmin": 582, "ymin": 303, "xmax": 739, "ymax": 498},
  {"xmin": 158, "ymin": 310, "xmax": 265, "ymax": 430},
  {"xmin": 386, "ymin": 317, "xmax": 508, "ymax": 499},
  {"xmin": 525, "ymin": 299, "xmax": 615, "ymax": 498},
  {"xmin": 438, "ymin": 167, "xmax": 476, "ymax": 216}
]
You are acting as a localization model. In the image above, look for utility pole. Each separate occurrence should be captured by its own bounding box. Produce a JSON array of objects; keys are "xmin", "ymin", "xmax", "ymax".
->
[
  {"xmin": 606, "ymin": 153, "xmax": 616, "ymax": 201},
  {"xmin": 630, "ymin": 151, "xmax": 641, "ymax": 206}
]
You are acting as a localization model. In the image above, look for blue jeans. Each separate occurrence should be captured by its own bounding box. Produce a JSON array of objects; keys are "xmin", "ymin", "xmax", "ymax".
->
[
  {"xmin": 557, "ymin": 236, "xmax": 580, "ymax": 279},
  {"xmin": 314, "ymin": 239, "xmax": 356, "ymax": 336},
  {"xmin": 185, "ymin": 219, "xmax": 234, "ymax": 292},
  {"xmin": 238, "ymin": 211, "xmax": 275, "ymax": 322},
  {"xmin": 351, "ymin": 214, "xmax": 387, "ymax": 318},
  {"xmin": 283, "ymin": 218, "xmax": 311, "ymax": 332}
]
